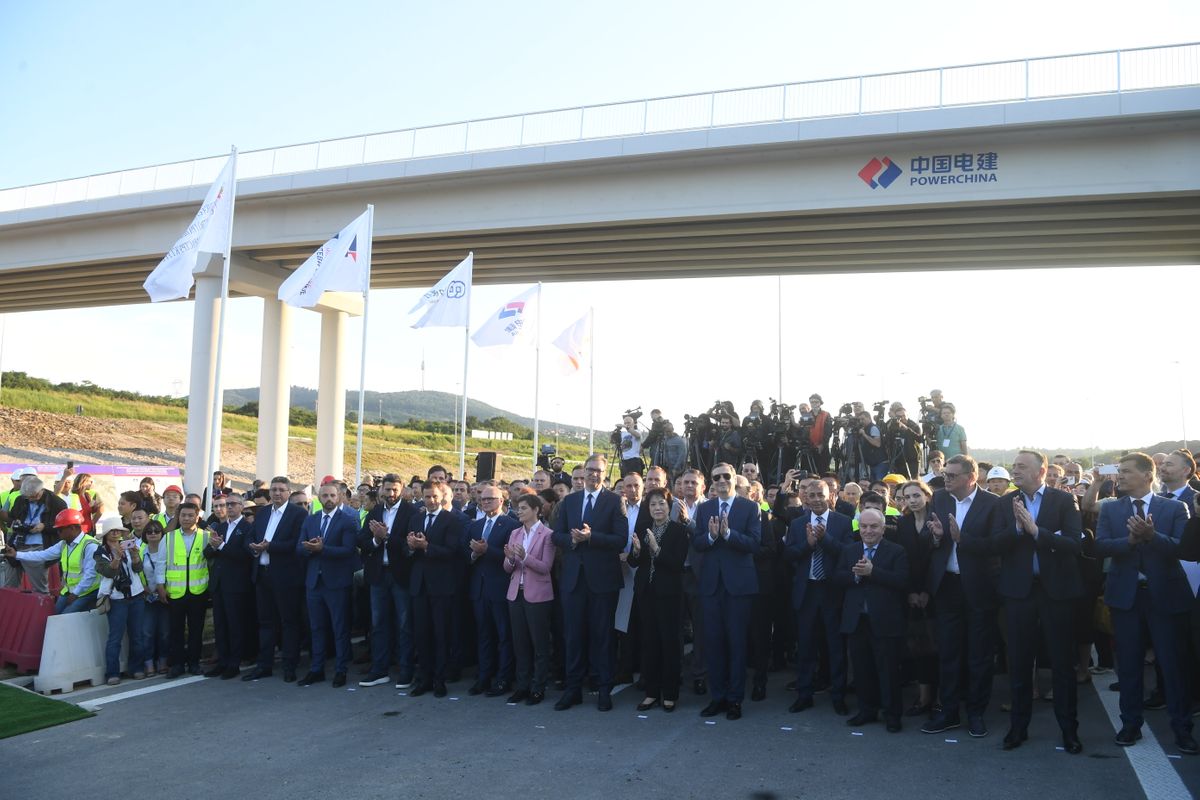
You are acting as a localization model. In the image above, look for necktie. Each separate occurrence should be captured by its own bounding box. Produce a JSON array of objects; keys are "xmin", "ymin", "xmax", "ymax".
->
[
  {"xmin": 425, "ymin": 513, "xmax": 434, "ymax": 532},
  {"xmin": 1159, "ymin": 491, "xmax": 1175, "ymax": 500},
  {"xmin": 865, "ymin": 546, "xmax": 876, "ymax": 560},
  {"xmin": 1133, "ymin": 499, "xmax": 1146, "ymax": 519},
  {"xmin": 720, "ymin": 501, "xmax": 729, "ymax": 517},
  {"xmin": 320, "ymin": 514, "xmax": 330, "ymax": 540},
  {"xmin": 482, "ymin": 517, "xmax": 494, "ymax": 543},
  {"xmin": 811, "ymin": 515, "xmax": 825, "ymax": 580},
  {"xmin": 583, "ymin": 494, "xmax": 594, "ymax": 524}
]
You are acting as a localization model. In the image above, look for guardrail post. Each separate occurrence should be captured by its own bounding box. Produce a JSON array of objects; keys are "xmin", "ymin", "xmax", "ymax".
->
[
  {"xmin": 1024, "ymin": 59, "xmax": 1030, "ymax": 100},
  {"xmin": 938, "ymin": 68, "xmax": 944, "ymax": 107},
  {"xmin": 857, "ymin": 76, "xmax": 863, "ymax": 114},
  {"xmin": 1116, "ymin": 49, "xmax": 1122, "ymax": 93}
]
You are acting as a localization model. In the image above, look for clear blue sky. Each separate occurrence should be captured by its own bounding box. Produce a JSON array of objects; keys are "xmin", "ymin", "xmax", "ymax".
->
[{"xmin": 1, "ymin": 1, "xmax": 1198, "ymax": 450}]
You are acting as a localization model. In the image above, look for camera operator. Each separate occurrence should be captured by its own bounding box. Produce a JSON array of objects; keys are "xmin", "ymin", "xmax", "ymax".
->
[
  {"xmin": 2, "ymin": 476, "xmax": 68, "ymax": 593},
  {"xmin": 806, "ymin": 395, "xmax": 834, "ymax": 474},
  {"xmin": 936, "ymin": 403, "xmax": 969, "ymax": 459},
  {"xmin": 616, "ymin": 414, "xmax": 645, "ymax": 477},
  {"xmin": 742, "ymin": 400, "xmax": 765, "ymax": 429},
  {"xmin": 656, "ymin": 421, "xmax": 688, "ymax": 481},
  {"xmin": 642, "ymin": 409, "xmax": 669, "ymax": 466},
  {"xmin": 856, "ymin": 411, "xmax": 889, "ymax": 481},
  {"xmin": 885, "ymin": 403, "xmax": 923, "ymax": 479},
  {"xmin": 714, "ymin": 415, "xmax": 744, "ymax": 467}
]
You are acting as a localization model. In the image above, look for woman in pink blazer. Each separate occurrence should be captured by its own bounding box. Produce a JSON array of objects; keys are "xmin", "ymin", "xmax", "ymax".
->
[{"xmin": 504, "ymin": 493, "xmax": 556, "ymax": 705}]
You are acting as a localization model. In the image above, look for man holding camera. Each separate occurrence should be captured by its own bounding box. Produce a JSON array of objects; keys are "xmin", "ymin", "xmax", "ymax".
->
[
  {"xmin": 807, "ymin": 395, "xmax": 834, "ymax": 474},
  {"xmin": 2, "ymin": 475, "xmax": 67, "ymax": 593},
  {"xmin": 885, "ymin": 404, "xmax": 923, "ymax": 479},
  {"xmin": 618, "ymin": 415, "xmax": 645, "ymax": 477}
]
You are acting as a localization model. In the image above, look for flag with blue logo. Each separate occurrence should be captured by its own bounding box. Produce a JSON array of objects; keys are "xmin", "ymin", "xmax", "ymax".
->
[
  {"xmin": 471, "ymin": 285, "xmax": 537, "ymax": 347},
  {"xmin": 278, "ymin": 208, "xmax": 372, "ymax": 307},
  {"xmin": 409, "ymin": 253, "xmax": 473, "ymax": 328}
]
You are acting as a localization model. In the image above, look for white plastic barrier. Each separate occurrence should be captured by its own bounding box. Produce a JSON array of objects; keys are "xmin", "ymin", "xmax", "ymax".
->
[{"xmin": 34, "ymin": 609, "xmax": 125, "ymax": 694}]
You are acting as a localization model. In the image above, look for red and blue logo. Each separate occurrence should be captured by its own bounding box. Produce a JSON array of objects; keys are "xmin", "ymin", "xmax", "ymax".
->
[
  {"xmin": 858, "ymin": 157, "xmax": 903, "ymax": 189},
  {"xmin": 345, "ymin": 235, "xmax": 358, "ymax": 261},
  {"xmin": 498, "ymin": 301, "xmax": 525, "ymax": 319}
]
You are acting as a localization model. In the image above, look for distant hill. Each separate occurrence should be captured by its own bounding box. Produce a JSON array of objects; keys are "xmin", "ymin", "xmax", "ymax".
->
[
  {"xmin": 974, "ymin": 439, "xmax": 1198, "ymax": 468},
  {"xmin": 224, "ymin": 386, "xmax": 595, "ymax": 440}
]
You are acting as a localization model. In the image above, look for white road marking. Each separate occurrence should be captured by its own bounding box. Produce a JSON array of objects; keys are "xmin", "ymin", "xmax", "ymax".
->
[{"xmin": 1093, "ymin": 679, "xmax": 1191, "ymax": 799}]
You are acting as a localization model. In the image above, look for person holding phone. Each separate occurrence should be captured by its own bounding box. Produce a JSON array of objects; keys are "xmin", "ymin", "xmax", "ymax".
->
[{"xmin": 94, "ymin": 517, "xmax": 147, "ymax": 685}]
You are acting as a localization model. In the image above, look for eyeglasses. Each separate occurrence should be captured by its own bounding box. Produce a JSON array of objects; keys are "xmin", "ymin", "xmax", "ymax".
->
[
  {"xmin": 942, "ymin": 471, "xmax": 963, "ymax": 479},
  {"xmin": 712, "ymin": 473, "xmax": 732, "ymax": 482},
  {"xmin": 584, "ymin": 468, "xmax": 603, "ymax": 474},
  {"xmin": 479, "ymin": 496, "xmax": 500, "ymax": 502}
]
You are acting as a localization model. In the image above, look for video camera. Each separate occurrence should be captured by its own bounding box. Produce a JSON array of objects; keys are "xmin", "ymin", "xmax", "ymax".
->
[{"xmin": 833, "ymin": 403, "xmax": 860, "ymax": 431}]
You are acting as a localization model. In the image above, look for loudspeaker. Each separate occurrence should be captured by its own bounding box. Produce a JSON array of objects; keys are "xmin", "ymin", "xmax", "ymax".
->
[{"xmin": 476, "ymin": 451, "xmax": 500, "ymax": 481}]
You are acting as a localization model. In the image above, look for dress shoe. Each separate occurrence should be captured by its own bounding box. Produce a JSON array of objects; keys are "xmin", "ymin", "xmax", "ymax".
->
[
  {"xmin": 468, "ymin": 682, "xmax": 487, "ymax": 696},
  {"xmin": 1114, "ymin": 726, "xmax": 1142, "ymax": 746},
  {"xmin": 1144, "ymin": 690, "xmax": 1167, "ymax": 710},
  {"xmin": 693, "ymin": 679, "xmax": 707, "ymax": 696},
  {"xmin": 298, "ymin": 672, "xmax": 326, "ymax": 687},
  {"xmin": 526, "ymin": 691, "xmax": 544, "ymax": 706},
  {"xmin": 283, "ymin": 669, "xmax": 297, "ymax": 683},
  {"xmin": 832, "ymin": 699, "xmax": 849, "ymax": 716},
  {"xmin": 904, "ymin": 701, "xmax": 932, "ymax": 718},
  {"xmin": 789, "ymin": 697, "xmax": 813, "ymax": 713},
  {"xmin": 203, "ymin": 666, "xmax": 224, "ymax": 678},
  {"xmin": 555, "ymin": 691, "xmax": 582, "ymax": 711},
  {"xmin": 167, "ymin": 666, "xmax": 184, "ymax": 679},
  {"xmin": 597, "ymin": 692, "xmax": 613, "ymax": 712},
  {"xmin": 1002, "ymin": 728, "xmax": 1028, "ymax": 750},
  {"xmin": 886, "ymin": 716, "xmax": 902, "ymax": 733},
  {"xmin": 332, "ymin": 673, "xmax": 347, "ymax": 688},
  {"xmin": 433, "ymin": 682, "xmax": 448, "ymax": 698},
  {"xmin": 242, "ymin": 668, "xmax": 272, "ymax": 681},
  {"xmin": 726, "ymin": 703, "xmax": 742, "ymax": 721},
  {"xmin": 1176, "ymin": 734, "xmax": 1199, "ymax": 755},
  {"xmin": 700, "ymin": 699, "xmax": 729, "ymax": 717},
  {"xmin": 409, "ymin": 682, "xmax": 432, "ymax": 697},
  {"xmin": 1062, "ymin": 733, "xmax": 1083, "ymax": 754},
  {"xmin": 359, "ymin": 673, "xmax": 390, "ymax": 687},
  {"xmin": 846, "ymin": 711, "xmax": 879, "ymax": 726},
  {"xmin": 507, "ymin": 689, "xmax": 530, "ymax": 704},
  {"xmin": 921, "ymin": 713, "xmax": 961, "ymax": 734},
  {"xmin": 751, "ymin": 681, "xmax": 767, "ymax": 702},
  {"xmin": 968, "ymin": 717, "xmax": 988, "ymax": 738},
  {"xmin": 637, "ymin": 698, "xmax": 661, "ymax": 712},
  {"xmin": 220, "ymin": 668, "xmax": 240, "ymax": 680},
  {"xmin": 486, "ymin": 681, "xmax": 511, "ymax": 698}
]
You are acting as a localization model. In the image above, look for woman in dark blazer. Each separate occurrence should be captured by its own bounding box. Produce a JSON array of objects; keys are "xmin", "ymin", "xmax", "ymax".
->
[
  {"xmin": 628, "ymin": 488, "xmax": 689, "ymax": 711},
  {"xmin": 895, "ymin": 479, "xmax": 938, "ymax": 718}
]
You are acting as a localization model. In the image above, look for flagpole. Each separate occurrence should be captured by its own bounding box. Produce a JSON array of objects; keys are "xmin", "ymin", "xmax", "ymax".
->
[
  {"xmin": 459, "ymin": 289, "xmax": 472, "ymax": 480},
  {"xmin": 532, "ymin": 282, "xmax": 542, "ymax": 470},
  {"xmin": 204, "ymin": 146, "xmax": 237, "ymax": 515},
  {"xmin": 587, "ymin": 306, "xmax": 595, "ymax": 456},
  {"xmin": 354, "ymin": 205, "xmax": 374, "ymax": 487},
  {"xmin": 777, "ymin": 274, "xmax": 783, "ymax": 402}
]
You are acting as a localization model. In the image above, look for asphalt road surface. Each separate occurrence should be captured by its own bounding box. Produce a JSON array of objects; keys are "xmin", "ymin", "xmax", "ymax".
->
[{"xmin": 5, "ymin": 666, "xmax": 1197, "ymax": 800}]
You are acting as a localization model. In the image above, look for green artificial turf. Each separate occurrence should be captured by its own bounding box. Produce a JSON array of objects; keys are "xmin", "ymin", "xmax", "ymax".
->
[{"xmin": 0, "ymin": 683, "xmax": 94, "ymax": 739}]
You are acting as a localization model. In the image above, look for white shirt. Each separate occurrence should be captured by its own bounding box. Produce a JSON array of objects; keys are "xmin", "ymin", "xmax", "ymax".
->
[
  {"xmin": 947, "ymin": 488, "xmax": 977, "ymax": 574},
  {"xmin": 520, "ymin": 524, "xmax": 536, "ymax": 585},
  {"xmin": 708, "ymin": 496, "xmax": 734, "ymax": 544},
  {"xmin": 1133, "ymin": 491, "xmax": 1155, "ymax": 580},
  {"xmin": 625, "ymin": 499, "xmax": 640, "ymax": 552},
  {"xmin": 380, "ymin": 503, "xmax": 401, "ymax": 565},
  {"xmin": 218, "ymin": 515, "xmax": 242, "ymax": 549},
  {"xmin": 260, "ymin": 503, "xmax": 286, "ymax": 565}
]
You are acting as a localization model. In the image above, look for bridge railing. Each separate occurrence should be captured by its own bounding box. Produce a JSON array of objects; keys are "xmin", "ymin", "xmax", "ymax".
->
[{"xmin": 3, "ymin": 41, "xmax": 1197, "ymax": 213}]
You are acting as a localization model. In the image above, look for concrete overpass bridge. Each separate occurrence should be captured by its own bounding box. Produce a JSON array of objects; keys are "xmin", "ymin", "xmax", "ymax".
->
[{"xmin": 2, "ymin": 42, "xmax": 1197, "ymax": 490}]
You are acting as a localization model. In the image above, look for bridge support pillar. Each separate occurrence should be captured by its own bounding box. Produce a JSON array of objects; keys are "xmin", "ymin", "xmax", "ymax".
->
[
  {"xmin": 183, "ymin": 273, "xmax": 221, "ymax": 497},
  {"xmin": 314, "ymin": 309, "xmax": 347, "ymax": 486},
  {"xmin": 256, "ymin": 298, "xmax": 293, "ymax": 480}
]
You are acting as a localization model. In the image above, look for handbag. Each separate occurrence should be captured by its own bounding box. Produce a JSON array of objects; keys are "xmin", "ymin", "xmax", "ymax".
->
[{"xmin": 95, "ymin": 595, "xmax": 111, "ymax": 615}]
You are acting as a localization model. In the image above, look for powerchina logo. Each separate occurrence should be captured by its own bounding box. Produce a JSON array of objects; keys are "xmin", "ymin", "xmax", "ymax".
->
[{"xmin": 859, "ymin": 152, "xmax": 1000, "ymax": 189}]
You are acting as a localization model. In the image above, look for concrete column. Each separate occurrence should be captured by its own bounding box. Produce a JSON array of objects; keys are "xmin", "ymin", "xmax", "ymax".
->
[
  {"xmin": 256, "ymin": 298, "xmax": 293, "ymax": 480},
  {"xmin": 183, "ymin": 275, "xmax": 220, "ymax": 496},
  {"xmin": 314, "ymin": 309, "xmax": 347, "ymax": 485}
]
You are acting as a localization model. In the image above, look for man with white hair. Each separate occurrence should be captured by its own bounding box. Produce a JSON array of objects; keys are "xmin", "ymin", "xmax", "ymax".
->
[{"xmin": 2, "ymin": 475, "xmax": 67, "ymax": 593}]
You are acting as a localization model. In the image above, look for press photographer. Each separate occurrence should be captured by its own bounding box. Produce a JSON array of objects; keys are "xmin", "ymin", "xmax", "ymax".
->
[
  {"xmin": 884, "ymin": 402, "xmax": 922, "ymax": 479},
  {"xmin": 612, "ymin": 409, "xmax": 646, "ymax": 477}
]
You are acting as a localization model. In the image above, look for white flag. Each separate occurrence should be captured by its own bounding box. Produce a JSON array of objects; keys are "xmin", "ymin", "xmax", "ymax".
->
[
  {"xmin": 471, "ymin": 286, "xmax": 537, "ymax": 348},
  {"xmin": 552, "ymin": 309, "xmax": 593, "ymax": 373},
  {"xmin": 410, "ymin": 253, "xmax": 472, "ymax": 328},
  {"xmin": 278, "ymin": 209, "xmax": 372, "ymax": 308},
  {"xmin": 143, "ymin": 155, "xmax": 235, "ymax": 302}
]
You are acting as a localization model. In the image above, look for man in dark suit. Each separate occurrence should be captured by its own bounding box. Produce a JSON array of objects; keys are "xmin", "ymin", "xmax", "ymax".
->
[
  {"xmin": 407, "ymin": 480, "xmax": 466, "ymax": 698},
  {"xmin": 1095, "ymin": 452, "xmax": 1197, "ymax": 755},
  {"xmin": 551, "ymin": 454, "xmax": 628, "ymax": 712},
  {"xmin": 920, "ymin": 454, "xmax": 1001, "ymax": 738},
  {"xmin": 1160, "ymin": 449, "xmax": 1198, "ymax": 516},
  {"xmin": 784, "ymin": 479, "xmax": 852, "ymax": 715},
  {"xmin": 991, "ymin": 450, "xmax": 1086, "ymax": 753},
  {"xmin": 203, "ymin": 494, "xmax": 254, "ymax": 679},
  {"xmin": 357, "ymin": 474, "xmax": 416, "ymax": 688},
  {"xmin": 692, "ymin": 462, "xmax": 761, "ymax": 721},
  {"xmin": 297, "ymin": 483, "xmax": 361, "ymax": 688},
  {"xmin": 835, "ymin": 508, "xmax": 909, "ymax": 732},
  {"xmin": 244, "ymin": 476, "xmax": 308, "ymax": 683},
  {"xmin": 466, "ymin": 484, "xmax": 519, "ymax": 697}
]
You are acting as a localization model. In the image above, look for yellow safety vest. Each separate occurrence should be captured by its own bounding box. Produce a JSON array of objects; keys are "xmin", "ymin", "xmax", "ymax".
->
[
  {"xmin": 60, "ymin": 534, "xmax": 100, "ymax": 597},
  {"xmin": 163, "ymin": 529, "xmax": 210, "ymax": 599},
  {"xmin": 310, "ymin": 498, "xmax": 322, "ymax": 516},
  {"xmin": 1, "ymin": 489, "xmax": 18, "ymax": 513}
]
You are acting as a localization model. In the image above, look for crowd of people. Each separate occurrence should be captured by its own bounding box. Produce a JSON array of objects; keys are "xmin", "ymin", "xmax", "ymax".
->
[{"xmin": 3, "ymin": 416, "xmax": 1200, "ymax": 758}]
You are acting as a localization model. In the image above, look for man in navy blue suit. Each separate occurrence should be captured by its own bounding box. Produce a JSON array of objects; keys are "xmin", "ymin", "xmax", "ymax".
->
[
  {"xmin": 1095, "ymin": 452, "xmax": 1197, "ymax": 755},
  {"xmin": 244, "ymin": 476, "xmax": 308, "ymax": 683},
  {"xmin": 466, "ymin": 484, "xmax": 519, "ymax": 697},
  {"xmin": 357, "ymin": 474, "xmax": 416, "ymax": 688},
  {"xmin": 551, "ymin": 454, "xmax": 627, "ymax": 712},
  {"xmin": 693, "ymin": 462, "xmax": 761, "ymax": 721},
  {"xmin": 784, "ymin": 479, "xmax": 852, "ymax": 715},
  {"xmin": 203, "ymin": 493, "xmax": 254, "ymax": 679},
  {"xmin": 991, "ymin": 450, "xmax": 1085, "ymax": 753},
  {"xmin": 297, "ymin": 482, "xmax": 361, "ymax": 688},
  {"xmin": 1160, "ymin": 449, "xmax": 1198, "ymax": 516},
  {"xmin": 407, "ymin": 480, "xmax": 466, "ymax": 698}
]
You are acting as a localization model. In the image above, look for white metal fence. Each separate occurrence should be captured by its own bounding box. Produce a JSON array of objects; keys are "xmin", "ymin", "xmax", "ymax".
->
[{"xmin": 3, "ymin": 42, "xmax": 1197, "ymax": 213}]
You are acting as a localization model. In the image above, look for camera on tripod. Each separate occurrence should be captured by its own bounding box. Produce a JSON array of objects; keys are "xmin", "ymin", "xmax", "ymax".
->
[{"xmin": 833, "ymin": 403, "xmax": 860, "ymax": 431}]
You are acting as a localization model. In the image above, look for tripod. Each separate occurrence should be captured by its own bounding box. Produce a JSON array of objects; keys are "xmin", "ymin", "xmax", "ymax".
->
[{"xmin": 837, "ymin": 429, "xmax": 870, "ymax": 485}]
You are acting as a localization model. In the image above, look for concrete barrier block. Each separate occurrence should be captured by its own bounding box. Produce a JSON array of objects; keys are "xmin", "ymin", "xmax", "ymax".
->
[{"xmin": 34, "ymin": 610, "xmax": 109, "ymax": 694}]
